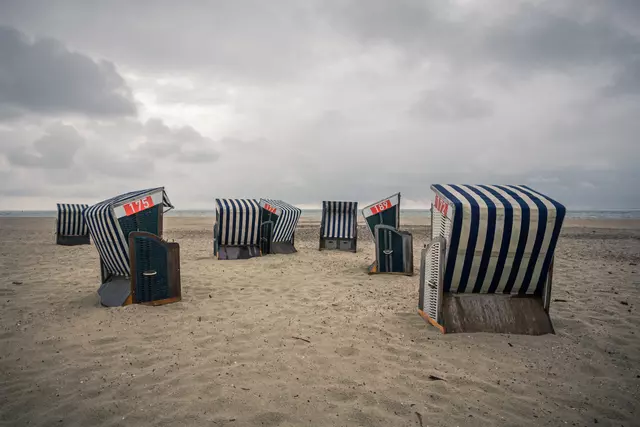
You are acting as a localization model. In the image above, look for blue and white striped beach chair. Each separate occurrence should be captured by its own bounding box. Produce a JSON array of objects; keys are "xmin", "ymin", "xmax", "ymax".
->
[
  {"xmin": 362, "ymin": 193, "xmax": 413, "ymax": 275},
  {"xmin": 319, "ymin": 201, "xmax": 358, "ymax": 252},
  {"xmin": 214, "ymin": 198, "xmax": 262, "ymax": 260},
  {"xmin": 259, "ymin": 199, "xmax": 302, "ymax": 254},
  {"xmin": 419, "ymin": 184, "xmax": 566, "ymax": 335},
  {"xmin": 85, "ymin": 187, "xmax": 181, "ymax": 307},
  {"xmin": 56, "ymin": 203, "xmax": 90, "ymax": 245}
]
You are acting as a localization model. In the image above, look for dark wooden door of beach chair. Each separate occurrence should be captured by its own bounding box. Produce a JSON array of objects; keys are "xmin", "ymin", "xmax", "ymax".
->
[
  {"xmin": 260, "ymin": 221, "xmax": 274, "ymax": 255},
  {"xmin": 129, "ymin": 231, "xmax": 181, "ymax": 305},
  {"xmin": 375, "ymin": 225, "xmax": 406, "ymax": 273}
]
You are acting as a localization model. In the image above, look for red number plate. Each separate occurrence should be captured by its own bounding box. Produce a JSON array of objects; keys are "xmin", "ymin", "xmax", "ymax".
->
[
  {"xmin": 434, "ymin": 195, "xmax": 449, "ymax": 216},
  {"xmin": 264, "ymin": 203, "xmax": 277, "ymax": 214},
  {"xmin": 123, "ymin": 196, "xmax": 154, "ymax": 216},
  {"xmin": 370, "ymin": 199, "xmax": 391, "ymax": 215}
]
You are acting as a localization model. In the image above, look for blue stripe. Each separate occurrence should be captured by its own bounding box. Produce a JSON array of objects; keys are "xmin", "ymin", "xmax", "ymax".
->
[
  {"xmin": 70, "ymin": 205, "xmax": 76, "ymax": 235},
  {"xmin": 230, "ymin": 199, "xmax": 238, "ymax": 245},
  {"xmin": 237, "ymin": 199, "xmax": 246, "ymax": 245},
  {"xmin": 249, "ymin": 200, "xmax": 258, "ymax": 246},
  {"xmin": 57, "ymin": 204, "xmax": 62, "ymax": 234},
  {"xmin": 249, "ymin": 199, "xmax": 257, "ymax": 245},
  {"xmin": 464, "ymin": 185, "xmax": 497, "ymax": 293},
  {"xmin": 67, "ymin": 204, "xmax": 74, "ymax": 236},
  {"xmin": 349, "ymin": 203, "xmax": 356, "ymax": 239},
  {"xmin": 332, "ymin": 202, "xmax": 338, "ymax": 238},
  {"xmin": 222, "ymin": 199, "xmax": 231, "ymax": 246},
  {"xmin": 521, "ymin": 185, "xmax": 566, "ymax": 296},
  {"xmin": 321, "ymin": 201, "xmax": 327, "ymax": 237},
  {"xmin": 340, "ymin": 203, "xmax": 349, "ymax": 237},
  {"xmin": 433, "ymin": 184, "xmax": 464, "ymax": 293},
  {"xmin": 495, "ymin": 185, "xmax": 530, "ymax": 294},
  {"xmin": 449, "ymin": 185, "xmax": 480, "ymax": 293},
  {"xmin": 507, "ymin": 185, "xmax": 548, "ymax": 295},
  {"xmin": 477, "ymin": 185, "xmax": 513, "ymax": 293},
  {"xmin": 337, "ymin": 202, "xmax": 343, "ymax": 238}
]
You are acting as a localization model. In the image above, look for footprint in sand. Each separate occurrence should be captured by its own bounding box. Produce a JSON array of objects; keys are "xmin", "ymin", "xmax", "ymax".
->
[{"xmin": 335, "ymin": 346, "xmax": 359, "ymax": 357}]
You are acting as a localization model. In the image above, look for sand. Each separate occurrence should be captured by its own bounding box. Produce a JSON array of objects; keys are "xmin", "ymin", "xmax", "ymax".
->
[{"xmin": 1, "ymin": 216, "xmax": 639, "ymax": 427}]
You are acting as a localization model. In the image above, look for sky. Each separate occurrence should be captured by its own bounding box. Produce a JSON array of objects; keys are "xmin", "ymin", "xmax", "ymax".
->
[{"xmin": 0, "ymin": 0, "xmax": 639, "ymax": 210}]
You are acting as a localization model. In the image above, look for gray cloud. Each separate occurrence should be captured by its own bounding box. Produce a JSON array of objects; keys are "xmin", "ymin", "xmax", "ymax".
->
[
  {"xmin": 138, "ymin": 119, "xmax": 220, "ymax": 163},
  {"xmin": 0, "ymin": 1, "xmax": 638, "ymax": 210},
  {"xmin": 0, "ymin": 26, "xmax": 136, "ymax": 117},
  {"xmin": 410, "ymin": 85, "xmax": 493, "ymax": 120},
  {"xmin": 5, "ymin": 123, "xmax": 84, "ymax": 169}
]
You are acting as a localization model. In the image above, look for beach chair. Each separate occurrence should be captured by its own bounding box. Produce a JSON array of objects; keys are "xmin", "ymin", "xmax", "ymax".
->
[
  {"xmin": 55, "ymin": 203, "xmax": 90, "ymax": 245},
  {"xmin": 259, "ymin": 199, "xmax": 302, "ymax": 254},
  {"xmin": 319, "ymin": 201, "xmax": 358, "ymax": 252},
  {"xmin": 213, "ymin": 198, "xmax": 262, "ymax": 259},
  {"xmin": 362, "ymin": 193, "xmax": 413, "ymax": 275},
  {"xmin": 418, "ymin": 184, "xmax": 566, "ymax": 335},
  {"xmin": 85, "ymin": 187, "xmax": 181, "ymax": 307}
]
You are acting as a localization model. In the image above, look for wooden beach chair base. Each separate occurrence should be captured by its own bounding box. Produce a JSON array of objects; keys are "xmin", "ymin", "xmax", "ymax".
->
[{"xmin": 424, "ymin": 294, "xmax": 555, "ymax": 335}]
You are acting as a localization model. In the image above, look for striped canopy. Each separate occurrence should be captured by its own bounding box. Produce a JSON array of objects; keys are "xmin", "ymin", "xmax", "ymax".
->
[
  {"xmin": 321, "ymin": 201, "xmax": 358, "ymax": 239},
  {"xmin": 85, "ymin": 188, "xmax": 173, "ymax": 277},
  {"xmin": 260, "ymin": 199, "xmax": 302, "ymax": 243},
  {"xmin": 215, "ymin": 199, "xmax": 261, "ymax": 246},
  {"xmin": 432, "ymin": 184, "xmax": 565, "ymax": 296},
  {"xmin": 56, "ymin": 203, "xmax": 89, "ymax": 237}
]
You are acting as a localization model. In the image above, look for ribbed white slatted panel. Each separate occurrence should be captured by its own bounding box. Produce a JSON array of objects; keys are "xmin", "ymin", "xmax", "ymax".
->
[
  {"xmin": 431, "ymin": 207, "xmax": 442, "ymax": 240},
  {"xmin": 431, "ymin": 204, "xmax": 452, "ymax": 243},
  {"xmin": 425, "ymin": 239, "xmax": 444, "ymax": 323},
  {"xmin": 440, "ymin": 214, "xmax": 451, "ymax": 242}
]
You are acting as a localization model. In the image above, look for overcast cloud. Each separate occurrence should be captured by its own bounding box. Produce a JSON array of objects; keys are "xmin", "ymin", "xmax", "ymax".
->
[{"xmin": 0, "ymin": 0, "xmax": 638, "ymax": 210}]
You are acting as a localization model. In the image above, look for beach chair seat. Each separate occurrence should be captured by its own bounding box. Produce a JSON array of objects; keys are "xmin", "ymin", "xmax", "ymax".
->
[{"xmin": 418, "ymin": 184, "xmax": 565, "ymax": 335}]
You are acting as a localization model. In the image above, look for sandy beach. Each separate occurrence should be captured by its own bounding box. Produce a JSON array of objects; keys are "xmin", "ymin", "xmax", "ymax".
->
[{"xmin": 1, "ymin": 216, "xmax": 639, "ymax": 427}]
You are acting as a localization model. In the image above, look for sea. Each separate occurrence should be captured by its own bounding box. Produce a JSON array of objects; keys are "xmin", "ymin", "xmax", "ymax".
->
[{"xmin": 2, "ymin": 209, "xmax": 639, "ymax": 219}]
